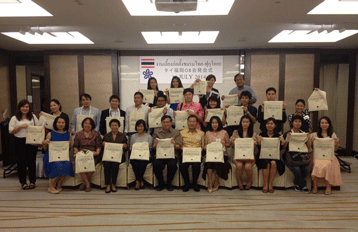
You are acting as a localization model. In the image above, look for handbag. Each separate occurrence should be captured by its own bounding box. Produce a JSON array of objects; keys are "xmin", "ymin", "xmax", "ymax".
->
[
  {"xmin": 102, "ymin": 142, "xmax": 123, "ymax": 163},
  {"xmin": 148, "ymin": 108, "xmax": 163, "ymax": 128},
  {"xmin": 130, "ymin": 142, "xmax": 150, "ymax": 161},
  {"xmin": 308, "ymin": 89, "xmax": 328, "ymax": 111},
  {"xmin": 75, "ymin": 150, "xmax": 95, "ymax": 173},
  {"xmin": 156, "ymin": 138, "xmax": 175, "ymax": 159},
  {"xmin": 285, "ymin": 151, "xmax": 311, "ymax": 166},
  {"xmin": 206, "ymin": 142, "xmax": 224, "ymax": 163},
  {"xmin": 169, "ymin": 88, "xmax": 184, "ymax": 104},
  {"xmin": 175, "ymin": 110, "xmax": 189, "ymax": 130},
  {"xmin": 49, "ymin": 141, "xmax": 70, "ymax": 163},
  {"xmin": 26, "ymin": 126, "xmax": 45, "ymax": 144},
  {"xmin": 193, "ymin": 80, "xmax": 207, "ymax": 95},
  {"xmin": 226, "ymin": 106, "xmax": 244, "ymax": 126}
]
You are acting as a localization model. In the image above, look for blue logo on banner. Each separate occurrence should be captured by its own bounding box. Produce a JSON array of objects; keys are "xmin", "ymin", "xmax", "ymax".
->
[{"xmin": 143, "ymin": 69, "xmax": 153, "ymax": 79}]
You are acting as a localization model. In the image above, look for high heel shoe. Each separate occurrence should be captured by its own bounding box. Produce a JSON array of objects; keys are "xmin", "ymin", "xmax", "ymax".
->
[{"xmin": 208, "ymin": 188, "xmax": 213, "ymax": 193}]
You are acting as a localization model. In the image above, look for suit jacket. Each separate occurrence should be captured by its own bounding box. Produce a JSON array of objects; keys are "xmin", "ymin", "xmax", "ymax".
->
[{"xmin": 100, "ymin": 108, "xmax": 126, "ymax": 135}]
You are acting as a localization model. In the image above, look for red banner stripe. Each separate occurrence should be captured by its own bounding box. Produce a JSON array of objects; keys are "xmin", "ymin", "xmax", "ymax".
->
[
  {"xmin": 141, "ymin": 66, "xmax": 155, "ymax": 68},
  {"xmin": 141, "ymin": 59, "xmax": 155, "ymax": 61}
]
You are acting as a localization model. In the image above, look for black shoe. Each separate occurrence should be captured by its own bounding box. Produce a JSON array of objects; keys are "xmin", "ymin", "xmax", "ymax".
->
[
  {"xmin": 294, "ymin": 185, "xmax": 300, "ymax": 192},
  {"xmin": 193, "ymin": 184, "xmax": 200, "ymax": 192},
  {"xmin": 182, "ymin": 185, "xmax": 190, "ymax": 192},
  {"xmin": 157, "ymin": 185, "xmax": 164, "ymax": 191},
  {"xmin": 167, "ymin": 185, "xmax": 174, "ymax": 191},
  {"xmin": 105, "ymin": 189, "xmax": 111, "ymax": 194}
]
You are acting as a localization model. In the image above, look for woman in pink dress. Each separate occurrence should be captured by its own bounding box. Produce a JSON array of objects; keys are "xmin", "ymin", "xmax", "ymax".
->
[
  {"xmin": 310, "ymin": 116, "xmax": 342, "ymax": 195},
  {"xmin": 204, "ymin": 116, "xmax": 231, "ymax": 193}
]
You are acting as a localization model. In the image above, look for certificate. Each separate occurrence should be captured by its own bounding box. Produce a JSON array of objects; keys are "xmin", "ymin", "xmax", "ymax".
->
[{"xmin": 264, "ymin": 101, "xmax": 283, "ymax": 120}]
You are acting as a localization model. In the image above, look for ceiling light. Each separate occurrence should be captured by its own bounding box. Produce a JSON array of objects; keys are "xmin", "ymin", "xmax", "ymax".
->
[
  {"xmin": 269, "ymin": 30, "xmax": 358, "ymax": 43},
  {"xmin": 308, "ymin": 0, "xmax": 358, "ymax": 15},
  {"xmin": 1, "ymin": 31, "xmax": 94, "ymax": 44},
  {"xmin": 317, "ymin": 28, "xmax": 325, "ymax": 33},
  {"xmin": 306, "ymin": 30, "xmax": 316, "ymax": 35},
  {"xmin": 0, "ymin": 0, "xmax": 21, "ymax": 3},
  {"xmin": 141, "ymin": 31, "xmax": 219, "ymax": 44},
  {"xmin": 0, "ymin": 0, "xmax": 52, "ymax": 17},
  {"xmin": 122, "ymin": 0, "xmax": 234, "ymax": 16}
]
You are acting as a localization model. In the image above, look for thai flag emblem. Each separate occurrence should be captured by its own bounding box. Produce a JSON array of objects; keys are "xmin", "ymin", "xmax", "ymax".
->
[{"xmin": 141, "ymin": 58, "xmax": 155, "ymax": 68}]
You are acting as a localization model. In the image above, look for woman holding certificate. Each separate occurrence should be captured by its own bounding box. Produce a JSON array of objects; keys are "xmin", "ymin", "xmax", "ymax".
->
[
  {"xmin": 203, "ymin": 96, "xmax": 226, "ymax": 130},
  {"xmin": 190, "ymin": 75, "xmax": 220, "ymax": 110},
  {"xmin": 256, "ymin": 118, "xmax": 285, "ymax": 193},
  {"xmin": 165, "ymin": 76, "xmax": 184, "ymax": 111},
  {"xmin": 102, "ymin": 119, "xmax": 128, "ymax": 193},
  {"xmin": 310, "ymin": 116, "xmax": 342, "ymax": 195},
  {"xmin": 73, "ymin": 117, "xmax": 102, "ymax": 192},
  {"xmin": 9, "ymin": 100, "xmax": 39, "ymax": 190},
  {"xmin": 204, "ymin": 116, "xmax": 230, "ymax": 193},
  {"xmin": 288, "ymin": 99, "xmax": 311, "ymax": 133},
  {"xmin": 231, "ymin": 115, "xmax": 257, "ymax": 190},
  {"xmin": 147, "ymin": 77, "xmax": 162, "ymax": 108},
  {"xmin": 42, "ymin": 116, "xmax": 73, "ymax": 194},
  {"xmin": 39, "ymin": 99, "xmax": 69, "ymax": 130},
  {"xmin": 129, "ymin": 119, "xmax": 153, "ymax": 190}
]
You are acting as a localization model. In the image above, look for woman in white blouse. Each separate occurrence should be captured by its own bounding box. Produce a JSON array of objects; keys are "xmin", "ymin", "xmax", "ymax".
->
[{"xmin": 9, "ymin": 100, "xmax": 39, "ymax": 190}]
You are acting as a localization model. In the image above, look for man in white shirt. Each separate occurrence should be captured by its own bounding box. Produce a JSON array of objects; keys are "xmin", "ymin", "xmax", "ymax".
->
[
  {"xmin": 70, "ymin": 93, "xmax": 101, "ymax": 133},
  {"xmin": 125, "ymin": 92, "xmax": 150, "ymax": 133}
]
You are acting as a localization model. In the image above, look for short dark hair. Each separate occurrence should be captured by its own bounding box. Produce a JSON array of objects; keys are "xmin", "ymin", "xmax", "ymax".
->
[
  {"xmin": 234, "ymin": 73, "xmax": 245, "ymax": 82},
  {"xmin": 157, "ymin": 93, "xmax": 167, "ymax": 101},
  {"xmin": 53, "ymin": 115, "xmax": 69, "ymax": 132},
  {"xmin": 240, "ymin": 90, "xmax": 252, "ymax": 100},
  {"xmin": 264, "ymin": 117, "xmax": 278, "ymax": 134},
  {"xmin": 109, "ymin": 95, "xmax": 120, "ymax": 103},
  {"xmin": 134, "ymin": 92, "xmax": 144, "ymax": 98},
  {"xmin": 135, "ymin": 119, "xmax": 147, "ymax": 132},
  {"xmin": 170, "ymin": 76, "xmax": 183, "ymax": 88},
  {"xmin": 81, "ymin": 117, "xmax": 95, "ymax": 130},
  {"xmin": 207, "ymin": 96, "xmax": 221, "ymax": 109},
  {"xmin": 161, "ymin": 115, "xmax": 172, "ymax": 122},
  {"xmin": 206, "ymin": 74, "xmax": 216, "ymax": 81},
  {"xmin": 266, "ymin": 87, "xmax": 276, "ymax": 94},
  {"xmin": 15, "ymin": 99, "xmax": 33, "ymax": 121},
  {"xmin": 109, "ymin": 118, "xmax": 120, "ymax": 127},
  {"xmin": 147, "ymin": 77, "xmax": 159, "ymax": 91},
  {"xmin": 50, "ymin": 99, "xmax": 62, "ymax": 111},
  {"xmin": 208, "ymin": 116, "xmax": 223, "ymax": 132},
  {"xmin": 183, "ymin": 88, "xmax": 194, "ymax": 95},
  {"xmin": 295, "ymin": 99, "xmax": 305, "ymax": 106},
  {"xmin": 291, "ymin": 115, "xmax": 303, "ymax": 125},
  {"xmin": 80, "ymin": 93, "xmax": 92, "ymax": 101},
  {"xmin": 187, "ymin": 115, "xmax": 198, "ymax": 122}
]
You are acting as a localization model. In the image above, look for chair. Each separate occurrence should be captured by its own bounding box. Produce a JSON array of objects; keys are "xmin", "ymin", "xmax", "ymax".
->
[{"xmin": 153, "ymin": 163, "xmax": 180, "ymax": 188}]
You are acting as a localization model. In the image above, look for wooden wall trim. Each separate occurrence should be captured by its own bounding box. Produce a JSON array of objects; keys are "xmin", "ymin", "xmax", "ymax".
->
[
  {"xmin": 77, "ymin": 55, "xmax": 84, "ymax": 106},
  {"xmin": 9, "ymin": 54, "xmax": 17, "ymax": 115},
  {"xmin": 346, "ymin": 53, "xmax": 357, "ymax": 156},
  {"xmin": 278, "ymin": 54, "xmax": 286, "ymax": 101},
  {"xmin": 43, "ymin": 55, "xmax": 51, "ymax": 112},
  {"xmin": 244, "ymin": 53, "xmax": 251, "ymax": 85},
  {"xmin": 311, "ymin": 53, "xmax": 321, "ymax": 133},
  {"xmin": 111, "ymin": 51, "xmax": 119, "ymax": 96}
]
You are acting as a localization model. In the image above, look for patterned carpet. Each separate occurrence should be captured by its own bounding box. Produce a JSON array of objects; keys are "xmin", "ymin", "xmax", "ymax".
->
[{"xmin": 0, "ymin": 157, "xmax": 357, "ymax": 232}]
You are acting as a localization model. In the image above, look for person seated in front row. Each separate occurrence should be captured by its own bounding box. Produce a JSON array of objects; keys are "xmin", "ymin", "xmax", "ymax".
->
[
  {"xmin": 176, "ymin": 88, "xmax": 204, "ymax": 130},
  {"xmin": 100, "ymin": 95, "xmax": 126, "ymax": 136},
  {"xmin": 231, "ymin": 115, "xmax": 257, "ymax": 190},
  {"xmin": 257, "ymin": 87, "xmax": 287, "ymax": 133},
  {"xmin": 256, "ymin": 118, "xmax": 285, "ymax": 194},
  {"xmin": 152, "ymin": 115, "xmax": 182, "ymax": 191},
  {"xmin": 179, "ymin": 115, "xmax": 205, "ymax": 192},
  {"xmin": 282, "ymin": 115, "xmax": 311, "ymax": 193}
]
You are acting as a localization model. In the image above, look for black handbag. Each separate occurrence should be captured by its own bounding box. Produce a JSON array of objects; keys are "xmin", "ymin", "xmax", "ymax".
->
[{"xmin": 285, "ymin": 151, "xmax": 311, "ymax": 166}]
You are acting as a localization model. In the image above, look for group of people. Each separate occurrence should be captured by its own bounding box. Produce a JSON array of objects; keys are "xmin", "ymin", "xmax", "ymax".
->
[{"xmin": 8, "ymin": 73, "xmax": 342, "ymax": 195}]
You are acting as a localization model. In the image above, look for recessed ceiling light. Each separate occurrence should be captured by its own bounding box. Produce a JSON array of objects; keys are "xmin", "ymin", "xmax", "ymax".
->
[
  {"xmin": 0, "ymin": 0, "xmax": 52, "ymax": 17},
  {"xmin": 0, "ymin": 0, "xmax": 21, "ymax": 3},
  {"xmin": 308, "ymin": 0, "xmax": 358, "ymax": 15},
  {"xmin": 141, "ymin": 31, "xmax": 219, "ymax": 44},
  {"xmin": 1, "ymin": 31, "xmax": 94, "ymax": 44},
  {"xmin": 122, "ymin": 0, "xmax": 235, "ymax": 16},
  {"xmin": 269, "ymin": 30, "xmax": 358, "ymax": 43}
]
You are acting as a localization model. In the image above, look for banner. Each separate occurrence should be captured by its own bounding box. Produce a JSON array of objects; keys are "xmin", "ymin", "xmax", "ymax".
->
[
  {"xmin": 140, "ymin": 56, "xmax": 223, "ymax": 84},
  {"xmin": 182, "ymin": 147, "xmax": 202, "ymax": 163},
  {"xmin": 206, "ymin": 142, "xmax": 224, "ymax": 163},
  {"xmin": 289, "ymin": 133, "xmax": 308, "ymax": 153},
  {"xmin": 156, "ymin": 138, "xmax": 175, "ymax": 159},
  {"xmin": 102, "ymin": 142, "xmax": 123, "ymax": 163},
  {"xmin": 226, "ymin": 106, "xmax": 244, "ymax": 126},
  {"xmin": 308, "ymin": 90, "xmax": 328, "ymax": 111},
  {"xmin": 260, "ymin": 138, "xmax": 280, "ymax": 160},
  {"xmin": 264, "ymin": 101, "xmax": 283, "ymax": 120},
  {"xmin": 234, "ymin": 138, "xmax": 254, "ymax": 160},
  {"xmin": 169, "ymin": 88, "xmax": 184, "ymax": 104},
  {"xmin": 205, "ymin": 108, "xmax": 224, "ymax": 123},
  {"xmin": 49, "ymin": 141, "xmax": 70, "ymax": 163},
  {"xmin": 313, "ymin": 138, "xmax": 334, "ymax": 160}
]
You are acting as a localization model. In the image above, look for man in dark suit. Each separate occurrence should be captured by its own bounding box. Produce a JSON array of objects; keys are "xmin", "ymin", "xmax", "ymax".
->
[{"xmin": 100, "ymin": 95, "xmax": 126, "ymax": 135}]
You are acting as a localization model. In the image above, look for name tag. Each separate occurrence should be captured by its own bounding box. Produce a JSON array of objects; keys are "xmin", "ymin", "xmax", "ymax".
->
[
  {"xmin": 196, "ymin": 136, "xmax": 201, "ymax": 141},
  {"xmin": 216, "ymin": 138, "xmax": 221, "ymax": 142}
]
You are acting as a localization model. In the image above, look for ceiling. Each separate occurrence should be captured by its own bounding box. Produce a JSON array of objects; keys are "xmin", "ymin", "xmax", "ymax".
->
[{"xmin": 1, "ymin": 0, "xmax": 358, "ymax": 51}]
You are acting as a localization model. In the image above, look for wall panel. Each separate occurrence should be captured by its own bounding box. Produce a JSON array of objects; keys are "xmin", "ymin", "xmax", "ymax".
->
[
  {"xmin": 250, "ymin": 55, "xmax": 280, "ymax": 133},
  {"xmin": 354, "ymin": 54, "xmax": 358, "ymax": 152},
  {"xmin": 0, "ymin": 54, "xmax": 10, "ymax": 120},
  {"xmin": 284, "ymin": 54, "xmax": 314, "ymax": 131},
  {"xmin": 84, "ymin": 55, "xmax": 112, "ymax": 111},
  {"xmin": 16, "ymin": 65, "xmax": 26, "ymax": 102},
  {"xmin": 50, "ymin": 55, "xmax": 79, "ymax": 120}
]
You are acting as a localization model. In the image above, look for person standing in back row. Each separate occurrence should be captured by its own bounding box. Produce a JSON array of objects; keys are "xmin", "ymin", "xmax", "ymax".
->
[{"xmin": 222, "ymin": 74, "xmax": 257, "ymax": 106}]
